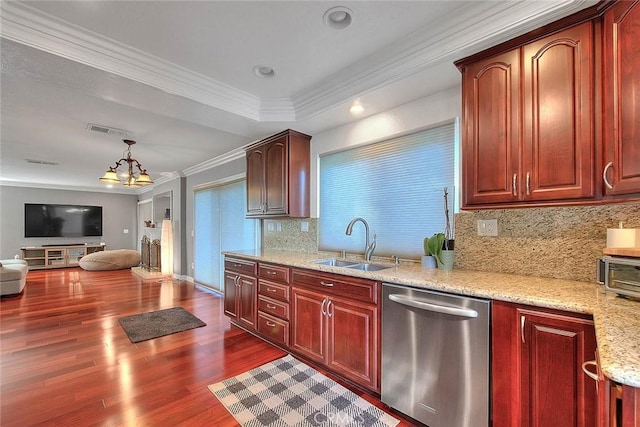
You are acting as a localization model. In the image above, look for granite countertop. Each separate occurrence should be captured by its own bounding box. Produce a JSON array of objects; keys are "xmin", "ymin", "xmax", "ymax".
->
[{"xmin": 224, "ymin": 249, "xmax": 640, "ymax": 388}]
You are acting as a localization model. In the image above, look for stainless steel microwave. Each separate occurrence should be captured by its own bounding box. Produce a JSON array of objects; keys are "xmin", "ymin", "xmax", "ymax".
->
[{"xmin": 598, "ymin": 255, "xmax": 640, "ymax": 298}]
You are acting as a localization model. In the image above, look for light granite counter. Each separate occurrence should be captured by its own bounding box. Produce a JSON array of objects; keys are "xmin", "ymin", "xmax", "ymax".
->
[{"xmin": 224, "ymin": 249, "xmax": 640, "ymax": 388}]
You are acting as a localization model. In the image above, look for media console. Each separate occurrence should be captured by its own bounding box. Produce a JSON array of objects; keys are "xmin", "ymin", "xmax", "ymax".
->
[{"xmin": 20, "ymin": 244, "xmax": 106, "ymax": 270}]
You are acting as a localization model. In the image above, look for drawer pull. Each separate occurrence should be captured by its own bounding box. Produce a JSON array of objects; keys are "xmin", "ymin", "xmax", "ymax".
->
[
  {"xmin": 266, "ymin": 271, "xmax": 277, "ymax": 275},
  {"xmin": 266, "ymin": 288, "xmax": 277, "ymax": 293},
  {"xmin": 266, "ymin": 321, "xmax": 276, "ymax": 327},
  {"xmin": 233, "ymin": 263, "xmax": 242, "ymax": 268},
  {"xmin": 266, "ymin": 304, "xmax": 277, "ymax": 309},
  {"xmin": 320, "ymin": 281, "xmax": 334, "ymax": 287}
]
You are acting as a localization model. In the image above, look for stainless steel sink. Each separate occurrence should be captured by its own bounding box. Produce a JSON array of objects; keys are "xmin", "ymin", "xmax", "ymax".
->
[
  {"xmin": 311, "ymin": 258, "xmax": 359, "ymax": 267},
  {"xmin": 345, "ymin": 263, "xmax": 392, "ymax": 271}
]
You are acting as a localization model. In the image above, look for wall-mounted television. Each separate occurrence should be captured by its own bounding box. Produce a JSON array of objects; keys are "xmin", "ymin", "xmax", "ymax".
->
[{"xmin": 24, "ymin": 204, "xmax": 103, "ymax": 238}]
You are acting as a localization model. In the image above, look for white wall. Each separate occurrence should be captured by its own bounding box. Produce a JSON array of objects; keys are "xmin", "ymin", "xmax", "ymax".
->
[
  {"xmin": 309, "ymin": 86, "xmax": 461, "ymax": 217},
  {"xmin": 0, "ymin": 185, "xmax": 138, "ymax": 258}
]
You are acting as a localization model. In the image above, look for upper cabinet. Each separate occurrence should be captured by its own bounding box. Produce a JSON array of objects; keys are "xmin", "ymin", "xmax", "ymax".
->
[
  {"xmin": 246, "ymin": 129, "xmax": 311, "ymax": 218},
  {"xmin": 602, "ymin": 1, "xmax": 640, "ymax": 196},
  {"xmin": 459, "ymin": 22, "xmax": 595, "ymax": 208}
]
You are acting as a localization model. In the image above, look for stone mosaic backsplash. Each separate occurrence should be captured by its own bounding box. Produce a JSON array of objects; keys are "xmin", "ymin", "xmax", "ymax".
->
[{"xmin": 263, "ymin": 202, "xmax": 639, "ymax": 283}]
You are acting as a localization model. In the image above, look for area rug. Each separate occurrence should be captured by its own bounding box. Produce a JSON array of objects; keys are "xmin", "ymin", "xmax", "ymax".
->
[
  {"xmin": 118, "ymin": 307, "xmax": 206, "ymax": 343},
  {"xmin": 208, "ymin": 355, "xmax": 400, "ymax": 427}
]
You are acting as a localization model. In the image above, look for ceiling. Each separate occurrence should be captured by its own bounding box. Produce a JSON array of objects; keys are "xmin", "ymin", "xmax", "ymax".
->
[{"xmin": 0, "ymin": 0, "xmax": 597, "ymax": 193}]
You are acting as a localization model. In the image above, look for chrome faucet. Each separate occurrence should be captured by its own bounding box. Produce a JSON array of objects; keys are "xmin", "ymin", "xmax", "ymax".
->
[{"xmin": 345, "ymin": 217, "xmax": 376, "ymax": 261}]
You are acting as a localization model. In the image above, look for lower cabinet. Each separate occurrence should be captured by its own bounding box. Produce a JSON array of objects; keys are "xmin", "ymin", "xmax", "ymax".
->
[
  {"xmin": 223, "ymin": 257, "xmax": 258, "ymax": 331},
  {"xmin": 290, "ymin": 269, "xmax": 379, "ymax": 393},
  {"xmin": 492, "ymin": 301, "xmax": 597, "ymax": 427}
]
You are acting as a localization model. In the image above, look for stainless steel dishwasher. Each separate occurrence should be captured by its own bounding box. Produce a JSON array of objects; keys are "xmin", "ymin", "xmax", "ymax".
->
[{"xmin": 382, "ymin": 283, "xmax": 490, "ymax": 427}]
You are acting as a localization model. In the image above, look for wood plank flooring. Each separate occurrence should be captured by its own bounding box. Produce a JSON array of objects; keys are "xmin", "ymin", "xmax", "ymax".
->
[{"xmin": 0, "ymin": 268, "xmax": 417, "ymax": 426}]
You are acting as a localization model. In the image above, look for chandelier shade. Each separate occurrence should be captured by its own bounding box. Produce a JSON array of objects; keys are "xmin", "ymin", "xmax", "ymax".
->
[{"xmin": 99, "ymin": 139, "xmax": 154, "ymax": 187}]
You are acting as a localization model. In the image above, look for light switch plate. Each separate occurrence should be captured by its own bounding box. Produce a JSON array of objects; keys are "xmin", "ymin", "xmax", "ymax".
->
[{"xmin": 477, "ymin": 219, "xmax": 498, "ymax": 236}]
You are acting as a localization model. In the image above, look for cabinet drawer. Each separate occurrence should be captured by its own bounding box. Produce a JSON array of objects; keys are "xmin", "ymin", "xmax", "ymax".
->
[
  {"xmin": 291, "ymin": 269, "xmax": 378, "ymax": 304},
  {"xmin": 258, "ymin": 263, "xmax": 290, "ymax": 283},
  {"xmin": 257, "ymin": 312, "xmax": 289, "ymax": 347},
  {"xmin": 258, "ymin": 295, "xmax": 289, "ymax": 320},
  {"xmin": 258, "ymin": 280, "xmax": 289, "ymax": 303},
  {"xmin": 224, "ymin": 257, "xmax": 257, "ymax": 276}
]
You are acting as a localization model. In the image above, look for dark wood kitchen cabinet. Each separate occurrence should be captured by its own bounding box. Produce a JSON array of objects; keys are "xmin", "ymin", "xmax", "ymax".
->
[
  {"xmin": 290, "ymin": 268, "xmax": 379, "ymax": 392},
  {"xmin": 492, "ymin": 301, "xmax": 597, "ymax": 427},
  {"xmin": 246, "ymin": 129, "xmax": 311, "ymax": 218},
  {"xmin": 223, "ymin": 257, "xmax": 257, "ymax": 331},
  {"xmin": 256, "ymin": 263, "xmax": 291, "ymax": 348},
  {"xmin": 459, "ymin": 21, "xmax": 595, "ymax": 207},
  {"xmin": 602, "ymin": 0, "xmax": 640, "ymax": 197}
]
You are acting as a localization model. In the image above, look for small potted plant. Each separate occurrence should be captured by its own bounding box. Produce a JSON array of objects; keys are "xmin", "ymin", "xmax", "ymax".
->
[{"xmin": 423, "ymin": 232, "xmax": 444, "ymax": 268}]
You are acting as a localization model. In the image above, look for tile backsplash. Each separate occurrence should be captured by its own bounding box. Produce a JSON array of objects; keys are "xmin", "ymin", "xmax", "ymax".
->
[
  {"xmin": 263, "ymin": 202, "xmax": 639, "ymax": 283},
  {"xmin": 454, "ymin": 203, "xmax": 639, "ymax": 282}
]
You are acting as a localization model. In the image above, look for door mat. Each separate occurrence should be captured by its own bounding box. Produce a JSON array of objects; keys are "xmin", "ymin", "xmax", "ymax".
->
[
  {"xmin": 208, "ymin": 354, "xmax": 399, "ymax": 427},
  {"xmin": 118, "ymin": 307, "xmax": 206, "ymax": 343}
]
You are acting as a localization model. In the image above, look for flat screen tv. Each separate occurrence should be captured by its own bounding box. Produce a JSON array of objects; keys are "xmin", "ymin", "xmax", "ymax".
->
[{"xmin": 24, "ymin": 204, "xmax": 103, "ymax": 238}]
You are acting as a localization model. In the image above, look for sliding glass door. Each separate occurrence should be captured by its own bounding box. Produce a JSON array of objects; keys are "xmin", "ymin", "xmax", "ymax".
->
[{"xmin": 193, "ymin": 179, "xmax": 259, "ymax": 291}]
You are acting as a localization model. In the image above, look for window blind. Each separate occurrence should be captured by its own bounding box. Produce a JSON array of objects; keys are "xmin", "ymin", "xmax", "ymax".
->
[{"xmin": 319, "ymin": 122, "xmax": 455, "ymax": 259}]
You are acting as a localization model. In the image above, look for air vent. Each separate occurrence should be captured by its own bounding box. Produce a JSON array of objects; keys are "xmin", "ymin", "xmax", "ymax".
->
[
  {"xmin": 86, "ymin": 123, "xmax": 130, "ymax": 138},
  {"xmin": 26, "ymin": 159, "xmax": 59, "ymax": 166}
]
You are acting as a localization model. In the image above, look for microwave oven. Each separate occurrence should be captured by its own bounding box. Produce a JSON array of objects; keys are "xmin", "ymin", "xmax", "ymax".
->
[{"xmin": 598, "ymin": 255, "xmax": 640, "ymax": 298}]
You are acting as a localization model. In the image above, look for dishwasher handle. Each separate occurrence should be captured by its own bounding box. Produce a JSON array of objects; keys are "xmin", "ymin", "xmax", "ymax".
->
[{"xmin": 388, "ymin": 293, "xmax": 478, "ymax": 318}]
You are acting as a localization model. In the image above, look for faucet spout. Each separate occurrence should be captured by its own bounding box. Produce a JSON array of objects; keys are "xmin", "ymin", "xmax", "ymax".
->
[{"xmin": 345, "ymin": 217, "xmax": 376, "ymax": 261}]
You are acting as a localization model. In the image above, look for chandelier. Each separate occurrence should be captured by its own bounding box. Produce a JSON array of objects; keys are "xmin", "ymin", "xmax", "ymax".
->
[{"xmin": 99, "ymin": 139, "xmax": 154, "ymax": 187}]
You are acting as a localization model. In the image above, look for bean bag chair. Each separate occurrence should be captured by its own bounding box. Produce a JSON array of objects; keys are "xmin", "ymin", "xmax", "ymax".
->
[{"xmin": 79, "ymin": 249, "xmax": 141, "ymax": 271}]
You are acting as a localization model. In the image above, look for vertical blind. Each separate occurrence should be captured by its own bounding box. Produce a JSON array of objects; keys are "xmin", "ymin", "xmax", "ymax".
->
[
  {"xmin": 193, "ymin": 180, "xmax": 258, "ymax": 291},
  {"xmin": 319, "ymin": 122, "xmax": 456, "ymax": 259}
]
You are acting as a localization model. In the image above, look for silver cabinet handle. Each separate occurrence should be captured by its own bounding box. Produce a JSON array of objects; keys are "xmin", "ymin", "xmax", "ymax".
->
[
  {"xmin": 266, "ymin": 287, "xmax": 277, "ymax": 293},
  {"xmin": 266, "ymin": 303, "xmax": 277, "ymax": 310},
  {"xmin": 320, "ymin": 281, "xmax": 334, "ymax": 287},
  {"xmin": 266, "ymin": 321, "xmax": 276, "ymax": 327},
  {"xmin": 388, "ymin": 294, "xmax": 478, "ymax": 318},
  {"xmin": 321, "ymin": 298, "xmax": 327, "ymax": 316},
  {"xmin": 326, "ymin": 300, "xmax": 333, "ymax": 318},
  {"xmin": 512, "ymin": 173, "xmax": 518, "ymax": 196},
  {"xmin": 521, "ymin": 315, "xmax": 526, "ymax": 344},
  {"xmin": 526, "ymin": 172, "xmax": 531, "ymax": 196},
  {"xmin": 603, "ymin": 161, "xmax": 614, "ymax": 189},
  {"xmin": 582, "ymin": 360, "xmax": 599, "ymax": 381},
  {"xmin": 266, "ymin": 271, "xmax": 277, "ymax": 275}
]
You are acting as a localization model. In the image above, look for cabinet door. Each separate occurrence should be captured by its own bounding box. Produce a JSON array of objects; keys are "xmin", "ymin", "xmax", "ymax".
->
[
  {"xmin": 522, "ymin": 22, "xmax": 595, "ymax": 201},
  {"xmin": 290, "ymin": 287, "xmax": 326, "ymax": 364},
  {"xmin": 519, "ymin": 308, "xmax": 597, "ymax": 427},
  {"xmin": 246, "ymin": 146, "xmax": 265, "ymax": 216},
  {"xmin": 326, "ymin": 297, "xmax": 378, "ymax": 391},
  {"xmin": 223, "ymin": 271, "xmax": 238, "ymax": 319},
  {"xmin": 462, "ymin": 49, "xmax": 521, "ymax": 206},
  {"xmin": 238, "ymin": 275, "xmax": 257, "ymax": 330},
  {"xmin": 603, "ymin": 1, "xmax": 640, "ymax": 196},
  {"xmin": 264, "ymin": 136, "xmax": 288, "ymax": 215}
]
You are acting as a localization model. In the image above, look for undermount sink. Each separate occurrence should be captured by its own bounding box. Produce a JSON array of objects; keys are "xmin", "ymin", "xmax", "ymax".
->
[
  {"xmin": 311, "ymin": 258, "xmax": 359, "ymax": 267},
  {"xmin": 345, "ymin": 263, "xmax": 392, "ymax": 272},
  {"xmin": 311, "ymin": 258, "xmax": 392, "ymax": 272}
]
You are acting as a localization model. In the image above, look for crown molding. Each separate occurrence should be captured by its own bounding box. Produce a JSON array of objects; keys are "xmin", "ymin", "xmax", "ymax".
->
[
  {"xmin": 0, "ymin": 180, "xmax": 138, "ymax": 195},
  {"xmin": 0, "ymin": 2, "xmax": 263, "ymax": 120},
  {"xmin": 1, "ymin": 0, "xmax": 594, "ymax": 124},
  {"xmin": 183, "ymin": 148, "xmax": 246, "ymax": 177}
]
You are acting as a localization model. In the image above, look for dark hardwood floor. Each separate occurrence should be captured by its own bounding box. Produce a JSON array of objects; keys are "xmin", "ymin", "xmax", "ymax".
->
[{"xmin": 0, "ymin": 268, "xmax": 416, "ymax": 426}]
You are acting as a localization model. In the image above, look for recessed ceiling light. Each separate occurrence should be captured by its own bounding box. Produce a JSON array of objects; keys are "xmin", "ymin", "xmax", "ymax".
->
[
  {"xmin": 350, "ymin": 100, "xmax": 364, "ymax": 115},
  {"xmin": 253, "ymin": 65, "xmax": 275, "ymax": 78},
  {"xmin": 323, "ymin": 6, "xmax": 353, "ymax": 30}
]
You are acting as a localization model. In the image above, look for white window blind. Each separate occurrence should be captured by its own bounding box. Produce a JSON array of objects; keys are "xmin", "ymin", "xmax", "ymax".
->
[
  {"xmin": 319, "ymin": 122, "xmax": 455, "ymax": 259},
  {"xmin": 194, "ymin": 179, "xmax": 258, "ymax": 291}
]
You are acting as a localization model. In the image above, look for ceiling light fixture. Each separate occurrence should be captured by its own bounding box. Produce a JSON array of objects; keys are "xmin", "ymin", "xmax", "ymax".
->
[
  {"xmin": 350, "ymin": 100, "xmax": 364, "ymax": 115},
  {"xmin": 323, "ymin": 6, "xmax": 354, "ymax": 30},
  {"xmin": 253, "ymin": 65, "xmax": 275, "ymax": 78},
  {"xmin": 99, "ymin": 139, "xmax": 153, "ymax": 187}
]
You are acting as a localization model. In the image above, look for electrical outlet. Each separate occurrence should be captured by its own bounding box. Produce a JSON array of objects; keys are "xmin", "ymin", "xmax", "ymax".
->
[
  {"xmin": 276, "ymin": 222, "xmax": 282, "ymax": 232},
  {"xmin": 301, "ymin": 221, "xmax": 309, "ymax": 232},
  {"xmin": 477, "ymin": 219, "xmax": 498, "ymax": 236}
]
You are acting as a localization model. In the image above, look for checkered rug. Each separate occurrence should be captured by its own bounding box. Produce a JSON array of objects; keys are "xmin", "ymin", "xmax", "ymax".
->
[{"xmin": 208, "ymin": 355, "xmax": 400, "ymax": 427}]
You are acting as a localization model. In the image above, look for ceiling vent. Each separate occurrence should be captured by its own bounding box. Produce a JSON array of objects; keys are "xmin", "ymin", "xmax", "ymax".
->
[
  {"xmin": 86, "ymin": 123, "xmax": 130, "ymax": 138},
  {"xmin": 26, "ymin": 159, "xmax": 59, "ymax": 166}
]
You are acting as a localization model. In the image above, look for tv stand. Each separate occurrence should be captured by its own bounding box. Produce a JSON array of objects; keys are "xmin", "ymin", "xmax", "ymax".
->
[
  {"xmin": 21, "ymin": 244, "xmax": 106, "ymax": 270},
  {"xmin": 41, "ymin": 243, "xmax": 86, "ymax": 247}
]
